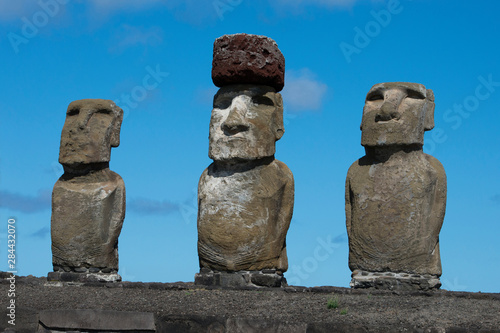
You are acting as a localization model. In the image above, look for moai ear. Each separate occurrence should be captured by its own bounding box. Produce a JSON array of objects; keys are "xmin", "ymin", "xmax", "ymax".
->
[
  {"xmin": 274, "ymin": 93, "xmax": 285, "ymax": 141},
  {"xmin": 110, "ymin": 106, "xmax": 124, "ymax": 147},
  {"xmin": 360, "ymin": 105, "xmax": 367, "ymax": 131},
  {"xmin": 424, "ymin": 89, "xmax": 435, "ymax": 131}
]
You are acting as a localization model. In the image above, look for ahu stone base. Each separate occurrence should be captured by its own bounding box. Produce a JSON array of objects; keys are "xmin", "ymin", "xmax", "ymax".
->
[
  {"xmin": 47, "ymin": 271, "xmax": 121, "ymax": 283},
  {"xmin": 37, "ymin": 309, "xmax": 155, "ymax": 332},
  {"xmin": 195, "ymin": 268, "xmax": 286, "ymax": 288},
  {"xmin": 350, "ymin": 270, "xmax": 441, "ymax": 291}
]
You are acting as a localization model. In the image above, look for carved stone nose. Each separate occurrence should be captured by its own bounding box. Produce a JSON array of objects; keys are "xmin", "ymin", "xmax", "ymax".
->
[
  {"xmin": 376, "ymin": 102, "xmax": 400, "ymax": 122},
  {"xmin": 76, "ymin": 110, "xmax": 93, "ymax": 130},
  {"xmin": 222, "ymin": 108, "xmax": 249, "ymax": 134},
  {"xmin": 77, "ymin": 116, "xmax": 87, "ymax": 130}
]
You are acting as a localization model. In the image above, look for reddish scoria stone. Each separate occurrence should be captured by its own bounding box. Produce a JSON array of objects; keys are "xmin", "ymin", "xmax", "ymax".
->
[{"xmin": 212, "ymin": 33, "xmax": 285, "ymax": 92}]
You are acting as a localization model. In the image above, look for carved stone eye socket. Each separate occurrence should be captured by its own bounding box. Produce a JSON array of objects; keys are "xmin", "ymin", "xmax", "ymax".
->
[
  {"xmin": 366, "ymin": 93, "xmax": 384, "ymax": 101},
  {"xmin": 406, "ymin": 90, "xmax": 426, "ymax": 100},
  {"xmin": 96, "ymin": 108, "xmax": 112, "ymax": 114},
  {"xmin": 67, "ymin": 108, "xmax": 79, "ymax": 116},
  {"xmin": 213, "ymin": 97, "xmax": 232, "ymax": 110},
  {"xmin": 252, "ymin": 95, "xmax": 274, "ymax": 106}
]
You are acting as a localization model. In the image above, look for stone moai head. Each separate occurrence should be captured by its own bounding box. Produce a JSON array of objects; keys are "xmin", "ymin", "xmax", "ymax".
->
[
  {"xmin": 208, "ymin": 33, "xmax": 285, "ymax": 162},
  {"xmin": 360, "ymin": 82, "xmax": 435, "ymax": 147},
  {"xmin": 59, "ymin": 99, "xmax": 123, "ymax": 167}
]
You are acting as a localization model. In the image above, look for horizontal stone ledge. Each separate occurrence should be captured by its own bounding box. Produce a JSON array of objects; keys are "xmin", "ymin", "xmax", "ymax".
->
[
  {"xmin": 194, "ymin": 269, "xmax": 286, "ymax": 288},
  {"xmin": 3, "ymin": 275, "xmax": 499, "ymax": 301},
  {"xmin": 156, "ymin": 316, "xmax": 308, "ymax": 333},
  {"xmin": 47, "ymin": 271, "xmax": 122, "ymax": 283},
  {"xmin": 39, "ymin": 309, "xmax": 155, "ymax": 331}
]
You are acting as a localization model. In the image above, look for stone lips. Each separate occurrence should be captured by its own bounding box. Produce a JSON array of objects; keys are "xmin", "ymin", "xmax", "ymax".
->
[{"xmin": 212, "ymin": 33, "xmax": 285, "ymax": 92}]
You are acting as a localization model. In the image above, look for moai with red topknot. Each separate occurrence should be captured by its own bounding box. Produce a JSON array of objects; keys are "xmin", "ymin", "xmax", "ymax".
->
[{"xmin": 195, "ymin": 34, "xmax": 294, "ymax": 287}]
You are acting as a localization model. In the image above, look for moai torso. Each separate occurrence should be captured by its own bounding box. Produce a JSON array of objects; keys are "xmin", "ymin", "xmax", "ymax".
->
[
  {"xmin": 346, "ymin": 150, "xmax": 446, "ymax": 275},
  {"xmin": 51, "ymin": 99, "xmax": 125, "ymax": 276},
  {"xmin": 52, "ymin": 169, "xmax": 125, "ymax": 271},
  {"xmin": 346, "ymin": 82, "xmax": 446, "ymax": 289},
  {"xmin": 198, "ymin": 159, "xmax": 293, "ymax": 271},
  {"xmin": 196, "ymin": 34, "xmax": 294, "ymax": 285}
]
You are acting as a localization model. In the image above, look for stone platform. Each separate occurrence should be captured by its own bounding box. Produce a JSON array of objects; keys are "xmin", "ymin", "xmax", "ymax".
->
[
  {"xmin": 194, "ymin": 268, "xmax": 286, "ymax": 288},
  {"xmin": 1, "ymin": 275, "xmax": 499, "ymax": 332},
  {"xmin": 47, "ymin": 272, "xmax": 121, "ymax": 283},
  {"xmin": 350, "ymin": 270, "xmax": 441, "ymax": 291}
]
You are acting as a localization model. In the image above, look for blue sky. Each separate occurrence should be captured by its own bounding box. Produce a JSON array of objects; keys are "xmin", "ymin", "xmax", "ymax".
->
[{"xmin": 0, "ymin": 0, "xmax": 499, "ymax": 292}]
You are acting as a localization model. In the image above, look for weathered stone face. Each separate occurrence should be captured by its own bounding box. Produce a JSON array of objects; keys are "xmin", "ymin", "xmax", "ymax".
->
[
  {"xmin": 208, "ymin": 84, "xmax": 284, "ymax": 162},
  {"xmin": 346, "ymin": 83, "xmax": 446, "ymax": 290},
  {"xmin": 51, "ymin": 99, "xmax": 125, "ymax": 277},
  {"xmin": 212, "ymin": 34, "xmax": 285, "ymax": 92},
  {"xmin": 361, "ymin": 82, "xmax": 435, "ymax": 147},
  {"xmin": 59, "ymin": 99, "xmax": 123, "ymax": 167}
]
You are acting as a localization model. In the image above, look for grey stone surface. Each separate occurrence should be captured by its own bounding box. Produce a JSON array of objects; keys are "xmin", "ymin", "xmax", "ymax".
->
[
  {"xmin": 346, "ymin": 82, "xmax": 447, "ymax": 290},
  {"xmin": 47, "ymin": 271, "xmax": 122, "ymax": 283},
  {"xmin": 197, "ymin": 35, "xmax": 294, "ymax": 282},
  {"xmin": 38, "ymin": 309, "xmax": 155, "ymax": 331},
  {"xmin": 51, "ymin": 99, "xmax": 125, "ymax": 276},
  {"xmin": 195, "ymin": 270, "xmax": 286, "ymax": 288},
  {"xmin": 156, "ymin": 315, "xmax": 226, "ymax": 333},
  {"xmin": 250, "ymin": 272, "xmax": 284, "ymax": 287},
  {"xmin": 350, "ymin": 270, "xmax": 441, "ymax": 291},
  {"xmin": 226, "ymin": 318, "xmax": 307, "ymax": 332},
  {"xmin": 2, "ymin": 276, "xmax": 499, "ymax": 332}
]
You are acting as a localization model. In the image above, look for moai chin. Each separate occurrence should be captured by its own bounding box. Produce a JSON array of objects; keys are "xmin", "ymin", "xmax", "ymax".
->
[
  {"xmin": 195, "ymin": 34, "xmax": 294, "ymax": 288},
  {"xmin": 345, "ymin": 82, "xmax": 447, "ymax": 291},
  {"xmin": 49, "ymin": 99, "xmax": 125, "ymax": 283}
]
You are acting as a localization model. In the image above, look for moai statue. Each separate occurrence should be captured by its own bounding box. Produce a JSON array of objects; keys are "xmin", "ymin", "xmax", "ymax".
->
[
  {"xmin": 195, "ymin": 34, "xmax": 294, "ymax": 287},
  {"xmin": 346, "ymin": 82, "xmax": 447, "ymax": 290},
  {"xmin": 49, "ymin": 99, "xmax": 125, "ymax": 283}
]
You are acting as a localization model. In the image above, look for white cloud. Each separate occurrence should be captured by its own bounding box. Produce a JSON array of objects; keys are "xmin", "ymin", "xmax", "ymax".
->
[
  {"xmin": 0, "ymin": 2, "xmax": 39, "ymax": 21},
  {"xmin": 109, "ymin": 24, "xmax": 163, "ymax": 53},
  {"xmin": 282, "ymin": 69, "xmax": 328, "ymax": 112},
  {"xmin": 0, "ymin": 189, "xmax": 51, "ymax": 213},
  {"xmin": 0, "ymin": 0, "xmax": 236, "ymax": 26},
  {"xmin": 159, "ymin": 0, "xmax": 224, "ymax": 26},
  {"xmin": 86, "ymin": 0, "xmax": 165, "ymax": 13},
  {"xmin": 0, "ymin": 0, "xmax": 363, "ymax": 24},
  {"xmin": 85, "ymin": 0, "xmax": 220, "ymax": 24},
  {"xmin": 269, "ymin": 0, "xmax": 384, "ymax": 16}
]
